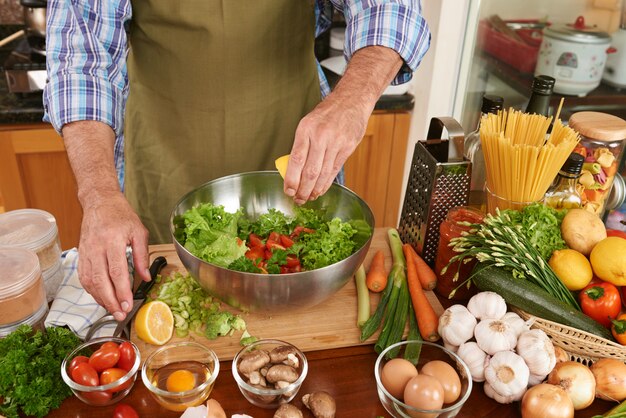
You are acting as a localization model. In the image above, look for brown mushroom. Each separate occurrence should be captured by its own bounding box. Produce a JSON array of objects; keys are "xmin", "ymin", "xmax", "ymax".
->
[
  {"xmin": 302, "ymin": 391, "xmax": 336, "ymax": 418},
  {"xmin": 269, "ymin": 346, "xmax": 300, "ymax": 368},
  {"xmin": 248, "ymin": 383, "xmax": 279, "ymax": 404},
  {"xmin": 238, "ymin": 349, "xmax": 271, "ymax": 375},
  {"xmin": 273, "ymin": 403, "xmax": 304, "ymax": 418},
  {"xmin": 266, "ymin": 364, "xmax": 299, "ymax": 384}
]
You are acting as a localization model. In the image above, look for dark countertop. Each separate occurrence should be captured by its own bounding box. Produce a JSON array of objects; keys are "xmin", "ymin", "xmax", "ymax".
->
[{"xmin": 0, "ymin": 26, "xmax": 414, "ymax": 126}]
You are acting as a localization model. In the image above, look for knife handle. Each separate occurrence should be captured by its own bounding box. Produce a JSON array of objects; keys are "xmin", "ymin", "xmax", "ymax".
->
[{"xmin": 135, "ymin": 256, "xmax": 168, "ymax": 300}]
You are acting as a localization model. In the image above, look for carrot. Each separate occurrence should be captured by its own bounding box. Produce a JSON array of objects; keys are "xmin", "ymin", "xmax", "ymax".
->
[
  {"xmin": 403, "ymin": 244, "xmax": 439, "ymax": 342},
  {"xmin": 365, "ymin": 250, "xmax": 387, "ymax": 293},
  {"xmin": 406, "ymin": 244, "xmax": 437, "ymax": 290}
]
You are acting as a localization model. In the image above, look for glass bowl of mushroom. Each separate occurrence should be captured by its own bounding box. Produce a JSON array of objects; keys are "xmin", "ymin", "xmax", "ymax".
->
[{"xmin": 231, "ymin": 339, "xmax": 308, "ymax": 408}]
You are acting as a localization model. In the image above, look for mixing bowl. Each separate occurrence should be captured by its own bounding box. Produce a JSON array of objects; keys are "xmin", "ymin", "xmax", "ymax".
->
[{"xmin": 170, "ymin": 171, "xmax": 374, "ymax": 312}]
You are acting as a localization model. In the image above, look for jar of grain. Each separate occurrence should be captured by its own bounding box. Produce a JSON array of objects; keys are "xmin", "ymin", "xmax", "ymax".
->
[
  {"xmin": 0, "ymin": 209, "xmax": 62, "ymax": 270},
  {"xmin": 42, "ymin": 258, "xmax": 64, "ymax": 302},
  {"xmin": 0, "ymin": 303, "xmax": 49, "ymax": 338},
  {"xmin": 0, "ymin": 247, "xmax": 46, "ymax": 328}
]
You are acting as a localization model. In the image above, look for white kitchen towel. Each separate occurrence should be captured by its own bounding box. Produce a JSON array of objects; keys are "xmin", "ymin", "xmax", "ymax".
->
[{"xmin": 44, "ymin": 248, "xmax": 116, "ymax": 339}]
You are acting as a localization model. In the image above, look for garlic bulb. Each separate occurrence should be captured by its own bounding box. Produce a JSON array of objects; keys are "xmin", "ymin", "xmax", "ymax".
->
[
  {"xmin": 443, "ymin": 341, "xmax": 459, "ymax": 353},
  {"xmin": 457, "ymin": 341, "xmax": 487, "ymax": 382},
  {"xmin": 501, "ymin": 312, "xmax": 529, "ymax": 338},
  {"xmin": 484, "ymin": 381, "xmax": 526, "ymax": 404},
  {"xmin": 467, "ymin": 291, "xmax": 507, "ymax": 320},
  {"xmin": 485, "ymin": 350, "xmax": 530, "ymax": 397},
  {"xmin": 516, "ymin": 329, "xmax": 556, "ymax": 376},
  {"xmin": 528, "ymin": 373, "xmax": 547, "ymax": 387},
  {"xmin": 474, "ymin": 318, "xmax": 517, "ymax": 355},
  {"xmin": 438, "ymin": 305, "xmax": 477, "ymax": 347}
]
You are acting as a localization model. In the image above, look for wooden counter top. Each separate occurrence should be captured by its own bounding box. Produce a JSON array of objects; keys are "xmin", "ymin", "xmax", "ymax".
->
[{"xmin": 42, "ymin": 228, "xmax": 618, "ymax": 418}]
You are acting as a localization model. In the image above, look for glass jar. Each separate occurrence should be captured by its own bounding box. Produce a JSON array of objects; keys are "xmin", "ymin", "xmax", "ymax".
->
[
  {"xmin": 434, "ymin": 207, "xmax": 485, "ymax": 301},
  {"xmin": 568, "ymin": 112, "xmax": 626, "ymax": 217}
]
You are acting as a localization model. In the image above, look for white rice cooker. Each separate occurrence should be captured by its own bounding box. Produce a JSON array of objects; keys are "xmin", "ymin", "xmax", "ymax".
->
[
  {"xmin": 535, "ymin": 16, "xmax": 612, "ymax": 96},
  {"xmin": 603, "ymin": 3, "xmax": 626, "ymax": 88}
]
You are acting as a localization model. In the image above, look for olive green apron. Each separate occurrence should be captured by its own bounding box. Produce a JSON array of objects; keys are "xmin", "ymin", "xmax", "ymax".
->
[{"xmin": 125, "ymin": 1, "xmax": 321, "ymax": 243}]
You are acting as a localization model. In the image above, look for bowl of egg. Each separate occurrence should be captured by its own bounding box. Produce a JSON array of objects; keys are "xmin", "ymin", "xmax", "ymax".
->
[
  {"xmin": 141, "ymin": 341, "xmax": 219, "ymax": 412},
  {"xmin": 374, "ymin": 341, "xmax": 472, "ymax": 418}
]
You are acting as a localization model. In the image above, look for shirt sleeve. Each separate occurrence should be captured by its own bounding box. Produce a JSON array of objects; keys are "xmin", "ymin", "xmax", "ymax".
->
[
  {"xmin": 43, "ymin": 0, "xmax": 131, "ymax": 137},
  {"xmin": 333, "ymin": 0, "xmax": 431, "ymax": 85}
]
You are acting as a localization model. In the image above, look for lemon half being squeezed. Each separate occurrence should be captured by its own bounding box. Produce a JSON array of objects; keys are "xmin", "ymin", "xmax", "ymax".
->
[{"xmin": 275, "ymin": 154, "xmax": 290, "ymax": 179}]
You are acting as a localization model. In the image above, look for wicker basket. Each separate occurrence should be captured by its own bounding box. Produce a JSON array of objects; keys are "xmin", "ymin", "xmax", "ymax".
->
[{"xmin": 512, "ymin": 307, "xmax": 626, "ymax": 366}]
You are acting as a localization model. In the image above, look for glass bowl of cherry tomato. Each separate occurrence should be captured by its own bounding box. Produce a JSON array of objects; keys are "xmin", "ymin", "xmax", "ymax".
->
[{"xmin": 61, "ymin": 337, "xmax": 141, "ymax": 406}]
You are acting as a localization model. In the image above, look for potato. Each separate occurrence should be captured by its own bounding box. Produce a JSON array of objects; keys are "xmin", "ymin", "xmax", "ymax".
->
[{"xmin": 560, "ymin": 209, "xmax": 606, "ymax": 256}]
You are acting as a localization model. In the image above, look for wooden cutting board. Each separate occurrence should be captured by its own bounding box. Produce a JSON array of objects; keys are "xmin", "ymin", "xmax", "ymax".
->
[{"xmin": 131, "ymin": 228, "xmax": 444, "ymax": 361}]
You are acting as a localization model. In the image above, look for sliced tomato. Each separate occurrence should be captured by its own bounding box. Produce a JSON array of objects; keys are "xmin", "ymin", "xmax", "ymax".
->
[
  {"xmin": 266, "ymin": 241, "xmax": 286, "ymax": 251},
  {"xmin": 264, "ymin": 249, "xmax": 273, "ymax": 260},
  {"xmin": 268, "ymin": 231, "xmax": 281, "ymax": 242},
  {"xmin": 248, "ymin": 233, "xmax": 264, "ymax": 248},
  {"xmin": 290, "ymin": 264, "xmax": 302, "ymax": 273},
  {"xmin": 291, "ymin": 226, "xmax": 315, "ymax": 237},
  {"xmin": 279, "ymin": 234, "xmax": 294, "ymax": 248},
  {"xmin": 236, "ymin": 237, "xmax": 244, "ymax": 246},
  {"xmin": 285, "ymin": 255, "xmax": 300, "ymax": 268},
  {"xmin": 280, "ymin": 266, "xmax": 290, "ymax": 274},
  {"xmin": 245, "ymin": 247, "xmax": 265, "ymax": 261}
]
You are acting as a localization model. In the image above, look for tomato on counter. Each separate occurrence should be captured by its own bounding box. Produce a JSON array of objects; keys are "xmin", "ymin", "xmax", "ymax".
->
[
  {"xmin": 579, "ymin": 281, "xmax": 622, "ymax": 328},
  {"xmin": 612, "ymin": 313, "xmax": 626, "ymax": 345},
  {"xmin": 607, "ymin": 229, "xmax": 626, "ymax": 240}
]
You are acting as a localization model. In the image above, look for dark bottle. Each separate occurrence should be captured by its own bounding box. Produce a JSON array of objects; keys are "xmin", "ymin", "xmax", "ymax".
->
[
  {"xmin": 525, "ymin": 75, "xmax": 556, "ymax": 117},
  {"xmin": 544, "ymin": 152, "xmax": 584, "ymax": 210},
  {"xmin": 464, "ymin": 95, "xmax": 504, "ymax": 207}
]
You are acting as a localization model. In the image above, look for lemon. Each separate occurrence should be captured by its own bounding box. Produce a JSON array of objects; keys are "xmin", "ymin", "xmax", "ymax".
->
[
  {"xmin": 275, "ymin": 154, "xmax": 290, "ymax": 179},
  {"xmin": 134, "ymin": 300, "xmax": 174, "ymax": 346},
  {"xmin": 590, "ymin": 237, "xmax": 626, "ymax": 286},
  {"xmin": 166, "ymin": 369, "xmax": 196, "ymax": 392},
  {"xmin": 548, "ymin": 249, "xmax": 593, "ymax": 291}
]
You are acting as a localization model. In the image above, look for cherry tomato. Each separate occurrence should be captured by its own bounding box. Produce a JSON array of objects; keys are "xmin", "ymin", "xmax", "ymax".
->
[
  {"xmin": 113, "ymin": 403, "xmax": 140, "ymax": 418},
  {"xmin": 68, "ymin": 355, "xmax": 89, "ymax": 374},
  {"xmin": 100, "ymin": 367, "xmax": 131, "ymax": 393},
  {"xmin": 89, "ymin": 345, "xmax": 120, "ymax": 372},
  {"xmin": 612, "ymin": 313, "xmax": 626, "ymax": 345},
  {"xmin": 579, "ymin": 281, "xmax": 622, "ymax": 328},
  {"xmin": 80, "ymin": 389, "xmax": 112, "ymax": 405},
  {"xmin": 71, "ymin": 362, "xmax": 99, "ymax": 386},
  {"xmin": 100, "ymin": 341, "xmax": 119, "ymax": 351},
  {"xmin": 117, "ymin": 341, "xmax": 136, "ymax": 372}
]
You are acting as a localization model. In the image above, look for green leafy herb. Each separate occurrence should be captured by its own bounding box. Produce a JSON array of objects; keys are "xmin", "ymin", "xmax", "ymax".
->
[
  {"xmin": 501, "ymin": 203, "xmax": 567, "ymax": 260},
  {"xmin": 0, "ymin": 325, "xmax": 82, "ymax": 418}
]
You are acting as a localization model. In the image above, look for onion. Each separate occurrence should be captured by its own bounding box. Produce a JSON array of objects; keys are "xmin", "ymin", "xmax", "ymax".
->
[
  {"xmin": 521, "ymin": 384, "xmax": 574, "ymax": 418},
  {"xmin": 553, "ymin": 346, "xmax": 569, "ymax": 363},
  {"xmin": 590, "ymin": 358, "xmax": 626, "ymax": 401},
  {"xmin": 547, "ymin": 361, "xmax": 595, "ymax": 410}
]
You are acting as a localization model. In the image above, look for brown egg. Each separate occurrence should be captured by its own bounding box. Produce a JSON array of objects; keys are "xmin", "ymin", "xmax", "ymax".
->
[
  {"xmin": 381, "ymin": 358, "xmax": 418, "ymax": 400},
  {"xmin": 420, "ymin": 360, "xmax": 462, "ymax": 404},
  {"xmin": 403, "ymin": 374, "xmax": 444, "ymax": 418}
]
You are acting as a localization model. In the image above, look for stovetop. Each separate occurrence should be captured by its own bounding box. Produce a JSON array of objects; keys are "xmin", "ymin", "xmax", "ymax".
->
[{"xmin": 3, "ymin": 38, "xmax": 46, "ymax": 93}]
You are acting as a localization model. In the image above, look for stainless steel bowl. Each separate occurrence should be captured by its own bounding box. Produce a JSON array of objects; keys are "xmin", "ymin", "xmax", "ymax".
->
[{"xmin": 170, "ymin": 171, "xmax": 374, "ymax": 312}]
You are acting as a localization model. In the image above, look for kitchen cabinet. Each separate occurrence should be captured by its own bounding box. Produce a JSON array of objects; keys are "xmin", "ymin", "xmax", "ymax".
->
[
  {"xmin": 344, "ymin": 110, "xmax": 411, "ymax": 228},
  {"xmin": 0, "ymin": 123, "xmax": 82, "ymax": 249}
]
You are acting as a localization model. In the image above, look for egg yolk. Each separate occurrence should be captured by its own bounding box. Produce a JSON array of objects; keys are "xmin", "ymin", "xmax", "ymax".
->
[{"xmin": 166, "ymin": 369, "xmax": 196, "ymax": 392}]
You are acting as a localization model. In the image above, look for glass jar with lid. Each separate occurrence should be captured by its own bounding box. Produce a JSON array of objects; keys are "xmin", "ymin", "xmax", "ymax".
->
[{"xmin": 568, "ymin": 112, "xmax": 626, "ymax": 217}]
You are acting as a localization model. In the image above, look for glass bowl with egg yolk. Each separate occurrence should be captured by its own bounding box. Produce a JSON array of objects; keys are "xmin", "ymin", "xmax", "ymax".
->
[{"xmin": 141, "ymin": 341, "xmax": 220, "ymax": 411}]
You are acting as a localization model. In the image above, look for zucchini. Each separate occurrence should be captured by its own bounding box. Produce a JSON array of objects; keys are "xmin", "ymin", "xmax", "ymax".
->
[{"xmin": 472, "ymin": 264, "xmax": 614, "ymax": 341}]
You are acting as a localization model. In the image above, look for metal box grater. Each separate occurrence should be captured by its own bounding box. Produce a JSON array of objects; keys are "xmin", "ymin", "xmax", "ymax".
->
[{"xmin": 398, "ymin": 117, "xmax": 471, "ymax": 266}]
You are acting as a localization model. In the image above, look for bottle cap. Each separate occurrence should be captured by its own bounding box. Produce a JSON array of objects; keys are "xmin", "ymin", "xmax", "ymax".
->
[
  {"xmin": 531, "ymin": 75, "xmax": 556, "ymax": 95},
  {"xmin": 481, "ymin": 95, "xmax": 504, "ymax": 114},
  {"xmin": 561, "ymin": 152, "xmax": 584, "ymax": 175}
]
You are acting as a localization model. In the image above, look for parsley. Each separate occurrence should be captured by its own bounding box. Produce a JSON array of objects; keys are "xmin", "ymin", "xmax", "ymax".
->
[{"xmin": 0, "ymin": 325, "xmax": 82, "ymax": 418}]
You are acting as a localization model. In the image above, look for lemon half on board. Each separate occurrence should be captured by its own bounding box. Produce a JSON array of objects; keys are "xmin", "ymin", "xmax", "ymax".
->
[
  {"xmin": 134, "ymin": 300, "xmax": 174, "ymax": 346},
  {"xmin": 275, "ymin": 154, "xmax": 289, "ymax": 179}
]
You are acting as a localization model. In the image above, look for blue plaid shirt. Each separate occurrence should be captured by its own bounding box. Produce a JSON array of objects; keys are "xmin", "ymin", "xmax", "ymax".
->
[{"xmin": 44, "ymin": 0, "xmax": 431, "ymax": 189}]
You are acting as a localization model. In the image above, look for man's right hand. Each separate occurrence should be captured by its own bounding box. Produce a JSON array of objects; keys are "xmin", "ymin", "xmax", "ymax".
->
[
  {"xmin": 78, "ymin": 191, "xmax": 150, "ymax": 321},
  {"xmin": 61, "ymin": 120, "xmax": 151, "ymax": 321}
]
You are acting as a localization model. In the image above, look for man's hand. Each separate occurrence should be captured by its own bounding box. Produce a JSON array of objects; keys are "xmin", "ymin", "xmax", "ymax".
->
[
  {"xmin": 62, "ymin": 121, "xmax": 151, "ymax": 321},
  {"xmin": 78, "ymin": 191, "xmax": 149, "ymax": 321},
  {"xmin": 284, "ymin": 46, "xmax": 403, "ymax": 203}
]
